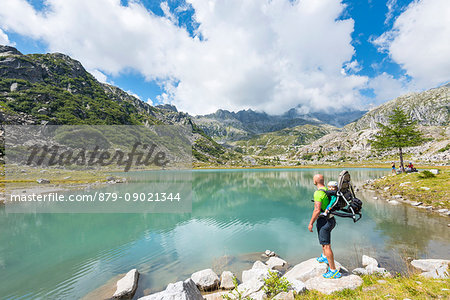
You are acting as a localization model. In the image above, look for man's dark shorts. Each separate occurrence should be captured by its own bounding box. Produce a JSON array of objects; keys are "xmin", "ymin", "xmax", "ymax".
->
[{"xmin": 316, "ymin": 216, "xmax": 336, "ymax": 245}]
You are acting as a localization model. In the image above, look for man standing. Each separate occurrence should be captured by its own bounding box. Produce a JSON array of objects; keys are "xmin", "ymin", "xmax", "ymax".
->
[{"xmin": 308, "ymin": 174, "xmax": 341, "ymax": 278}]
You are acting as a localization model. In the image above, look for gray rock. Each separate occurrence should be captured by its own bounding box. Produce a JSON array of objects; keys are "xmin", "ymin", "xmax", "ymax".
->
[
  {"xmin": 191, "ymin": 269, "xmax": 219, "ymax": 291},
  {"xmin": 139, "ymin": 278, "xmax": 203, "ymax": 300},
  {"xmin": 429, "ymin": 169, "xmax": 439, "ymax": 175},
  {"xmin": 362, "ymin": 255, "xmax": 378, "ymax": 267},
  {"xmin": 113, "ymin": 269, "xmax": 139, "ymax": 299},
  {"xmin": 36, "ymin": 178, "xmax": 50, "ymax": 184},
  {"xmin": 242, "ymin": 268, "xmax": 271, "ymax": 283},
  {"xmin": 411, "ymin": 259, "xmax": 450, "ymax": 278},
  {"xmin": 389, "ymin": 200, "xmax": 400, "ymax": 205},
  {"xmin": 237, "ymin": 278, "xmax": 265, "ymax": 298},
  {"xmin": 366, "ymin": 264, "xmax": 391, "ymax": 277},
  {"xmin": 203, "ymin": 291, "xmax": 229, "ymax": 300},
  {"xmin": 352, "ymin": 268, "xmax": 368, "ymax": 276},
  {"xmin": 273, "ymin": 290, "xmax": 294, "ymax": 300},
  {"xmin": 220, "ymin": 271, "xmax": 235, "ymax": 290},
  {"xmin": 305, "ymin": 275, "xmax": 363, "ymax": 294},
  {"xmin": 266, "ymin": 257, "xmax": 287, "ymax": 271},
  {"xmin": 264, "ymin": 250, "xmax": 276, "ymax": 257},
  {"xmin": 283, "ymin": 258, "xmax": 347, "ymax": 283},
  {"xmin": 410, "ymin": 201, "xmax": 423, "ymax": 206},
  {"xmin": 287, "ymin": 279, "xmax": 306, "ymax": 293},
  {"xmin": 420, "ymin": 187, "xmax": 430, "ymax": 190}
]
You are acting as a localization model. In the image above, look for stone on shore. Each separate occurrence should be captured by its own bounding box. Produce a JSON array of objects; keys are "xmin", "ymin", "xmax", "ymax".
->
[
  {"xmin": 36, "ymin": 178, "xmax": 50, "ymax": 184},
  {"xmin": 305, "ymin": 275, "xmax": 363, "ymax": 294},
  {"xmin": 237, "ymin": 278, "xmax": 265, "ymax": 298},
  {"xmin": 220, "ymin": 271, "xmax": 235, "ymax": 290},
  {"xmin": 352, "ymin": 268, "xmax": 368, "ymax": 276},
  {"xmin": 273, "ymin": 290, "xmax": 295, "ymax": 300},
  {"xmin": 283, "ymin": 258, "xmax": 347, "ymax": 282},
  {"xmin": 139, "ymin": 278, "xmax": 203, "ymax": 300},
  {"xmin": 203, "ymin": 291, "xmax": 229, "ymax": 300},
  {"xmin": 411, "ymin": 259, "xmax": 450, "ymax": 279},
  {"xmin": 266, "ymin": 257, "xmax": 287, "ymax": 272},
  {"xmin": 113, "ymin": 269, "xmax": 139, "ymax": 299},
  {"xmin": 242, "ymin": 261, "xmax": 275, "ymax": 283},
  {"xmin": 264, "ymin": 250, "xmax": 277, "ymax": 257},
  {"xmin": 191, "ymin": 269, "xmax": 220, "ymax": 291},
  {"xmin": 362, "ymin": 255, "xmax": 378, "ymax": 267},
  {"xmin": 429, "ymin": 169, "xmax": 439, "ymax": 175},
  {"xmin": 287, "ymin": 279, "xmax": 306, "ymax": 294}
]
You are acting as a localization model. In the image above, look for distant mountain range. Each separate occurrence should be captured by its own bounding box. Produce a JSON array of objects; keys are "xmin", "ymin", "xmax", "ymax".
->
[{"xmin": 193, "ymin": 108, "xmax": 366, "ymax": 143}]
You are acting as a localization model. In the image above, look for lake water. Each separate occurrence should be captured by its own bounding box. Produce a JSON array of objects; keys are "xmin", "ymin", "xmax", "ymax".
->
[{"xmin": 1, "ymin": 168, "xmax": 449, "ymax": 299}]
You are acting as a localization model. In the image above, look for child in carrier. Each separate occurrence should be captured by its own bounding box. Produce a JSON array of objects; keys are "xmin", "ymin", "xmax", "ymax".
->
[{"xmin": 321, "ymin": 181, "xmax": 338, "ymax": 217}]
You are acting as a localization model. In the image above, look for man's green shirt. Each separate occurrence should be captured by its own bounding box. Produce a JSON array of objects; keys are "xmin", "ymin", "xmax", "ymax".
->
[{"xmin": 314, "ymin": 187, "xmax": 329, "ymax": 211}]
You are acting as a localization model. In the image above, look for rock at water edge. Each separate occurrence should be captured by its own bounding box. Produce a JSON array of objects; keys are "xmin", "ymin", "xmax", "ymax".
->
[
  {"xmin": 220, "ymin": 271, "xmax": 235, "ymax": 290},
  {"xmin": 113, "ymin": 269, "xmax": 139, "ymax": 298},
  {"xmin": 191, "ymin": 269, "xmax": 220, "ymax": 290},
  {"xmin": 139, "ymin": 278, "xmax": 203, "ymax": 300}
]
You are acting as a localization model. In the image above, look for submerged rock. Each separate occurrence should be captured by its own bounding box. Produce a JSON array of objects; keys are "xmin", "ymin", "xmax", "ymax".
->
[
  {"xmin": 139, "ymin": 278, "xmax": 203, "ymax": 300},
  {"xmin": 305, "ymin": 275, "xmax": 363, "ymax": 294},
  {"xmin": 113, "ymin": 269, "xmax": 139, "ymax": 299},
  {"xmin": 191, "ymin": 269, "xmax": 220, "ymax": 291}
]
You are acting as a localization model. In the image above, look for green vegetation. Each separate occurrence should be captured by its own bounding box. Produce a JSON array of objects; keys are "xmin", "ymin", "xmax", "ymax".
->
[
  {"xmin": 263, "ymin": 271, "xmax": 291, "ymax": 298},
  {"xmin": 222, "ymin": 276, "xmax": 252, "ymax": 300},
  {"xmin": 438, "ymin": 143, "xmax": 450, "ymax": 153},
  {"xmin": 371, "ymin": 108, "xmax": 425, "ymax": 171},
  {"xmin": 417, "ymin": 170, "xmax": 436, "ymax": 179},
  {"xmin": 372, "ymin": 169, "xmax": 450, "ymax": 209},
  {"xmin": 297, "ymin": 274, "xmax": 450, "ymax": 299}
]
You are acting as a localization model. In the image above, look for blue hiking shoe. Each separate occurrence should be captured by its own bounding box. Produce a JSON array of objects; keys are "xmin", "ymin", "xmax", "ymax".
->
[
  {"xmin": 323, "ymin": 268, "xmax": 342, "ymax": 279},
  {"xmin": 316, "ymin": 254, "xmax": 328, "ymax": 264}
]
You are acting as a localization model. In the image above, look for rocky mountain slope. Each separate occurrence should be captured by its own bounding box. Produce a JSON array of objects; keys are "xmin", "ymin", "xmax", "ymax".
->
[
  {"xmin": 0, "ymin": 45, "xmax": 241, "ymax": 165},
  {"xmin": 347, "ymin": 84, "xmax": 449, "ymax": 131},
  {"xmin": 292, "ymin": 85, "xmax": 450, "ymax": 165}
]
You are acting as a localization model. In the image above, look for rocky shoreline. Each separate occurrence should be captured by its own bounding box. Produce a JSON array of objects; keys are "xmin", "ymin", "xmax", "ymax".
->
[
  {"xmin": 363, "ymin": 172, "xmax": 450, "ymax": 219},
  {"xmin": 107, "ymin": 251, "xmax": 449, "ymax": 299}
]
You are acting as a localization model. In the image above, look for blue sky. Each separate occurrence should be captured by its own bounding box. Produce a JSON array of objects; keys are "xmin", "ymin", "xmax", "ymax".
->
[{"xmin": 0, "ymin": 0, "xmax": 448, "ymax": 115}]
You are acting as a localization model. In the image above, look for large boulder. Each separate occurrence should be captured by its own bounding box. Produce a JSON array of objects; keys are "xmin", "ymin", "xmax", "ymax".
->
[
  {"xmin": 220, "ymin": 271, "xmax": 235, "ymax": 290},
  {"xmin": 305, "ymin": 275, "xmax": 363, "ymax": 294},
  {"xmin": 411, "ymin": 259, "xmax": 450, "ymax": 279},
  {"xmin": 191, "ymin": 269, "xmax": 220, "ymax": 290},
  {"xmin": 242, "ymin": 261, "xmax": 273, "ymax": 283},
  {"xmin": 283, "ymin": 258, "xmax": 347, "ymax": 282},
  {"xmin": 266, "ymin": 257, "xmax": 287, "ymax": 272},
  {"xmin": 237, "ymin": 278, "xmax": 265, "ymax": 298},
  {"xmin": 113, "ymin": 269, "xmax": 139, "ymax": 299},
  {"xmin": 139, "ymin": 278, "xmax": 203, "ymax": 300},
  {"xmin": 362, "ymin": 255, "xmax": 378, "ymax": 267}
]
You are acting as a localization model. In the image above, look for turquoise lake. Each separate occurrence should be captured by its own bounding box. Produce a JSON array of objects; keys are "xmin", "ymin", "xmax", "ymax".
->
[{"xmin": 1, "ymin": 168, "xmax": 449, "ymax": 299}]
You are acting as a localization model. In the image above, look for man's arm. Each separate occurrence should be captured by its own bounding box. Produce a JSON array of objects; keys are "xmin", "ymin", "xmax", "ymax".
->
[{"xmin": 308, "ymin": 201, "xmax": 322, "ymax": 232}]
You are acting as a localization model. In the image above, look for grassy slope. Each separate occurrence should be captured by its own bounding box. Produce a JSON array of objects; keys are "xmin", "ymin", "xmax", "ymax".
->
[
  {"xmin": 298, "ymin": 274, "xmax": 450, "ymax": 299},
  {"xmin": 371, "ymin": 170, "xmax": 450, "ymax": 209}
]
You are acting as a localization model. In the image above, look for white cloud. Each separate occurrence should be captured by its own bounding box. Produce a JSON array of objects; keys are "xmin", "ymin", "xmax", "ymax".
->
[
  {"xmin": 146, "ymin": 98, "xmax": 154, "ymax": 106},
  {"xmin": 0, "ymin": 28, "xmax": 14, "ymax": 46},
  {"xmin": 0, "ymin": 0, "xmax": 369, "ymax": 115},
  {"xmin": 126, "ymin": 90, "xmax": 141, "ymax": 100},
  {"xmin": 89, "ymin": 69, "xmax": 108, "ymax": 84},
  {"xmin": 374, "ymin": 0, "xmax": 450, "ymax": 88},
  {"xmin": 385, "ymin": 0, "xmax": 398, "ymax": 25},
  {"xmin": 367, "ymin": 72, "xmax": 411, "ymax": 105}
]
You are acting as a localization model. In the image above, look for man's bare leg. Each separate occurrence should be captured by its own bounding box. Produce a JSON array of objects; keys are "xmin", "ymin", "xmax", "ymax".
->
[{"xmin": 322, "ymin": 244, "xmax": 336, "ymax": 270}]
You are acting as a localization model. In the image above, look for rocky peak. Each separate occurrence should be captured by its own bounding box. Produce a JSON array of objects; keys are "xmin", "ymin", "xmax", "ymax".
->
[{"xmin": 0, "ymin": 45, "xmax": 23, "ymax": 57}]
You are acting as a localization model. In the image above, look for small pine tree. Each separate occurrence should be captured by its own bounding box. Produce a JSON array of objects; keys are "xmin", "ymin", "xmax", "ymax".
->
[{"xmin": 371, "ymin": 107, "xmax": 425, "ymax": 172}]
